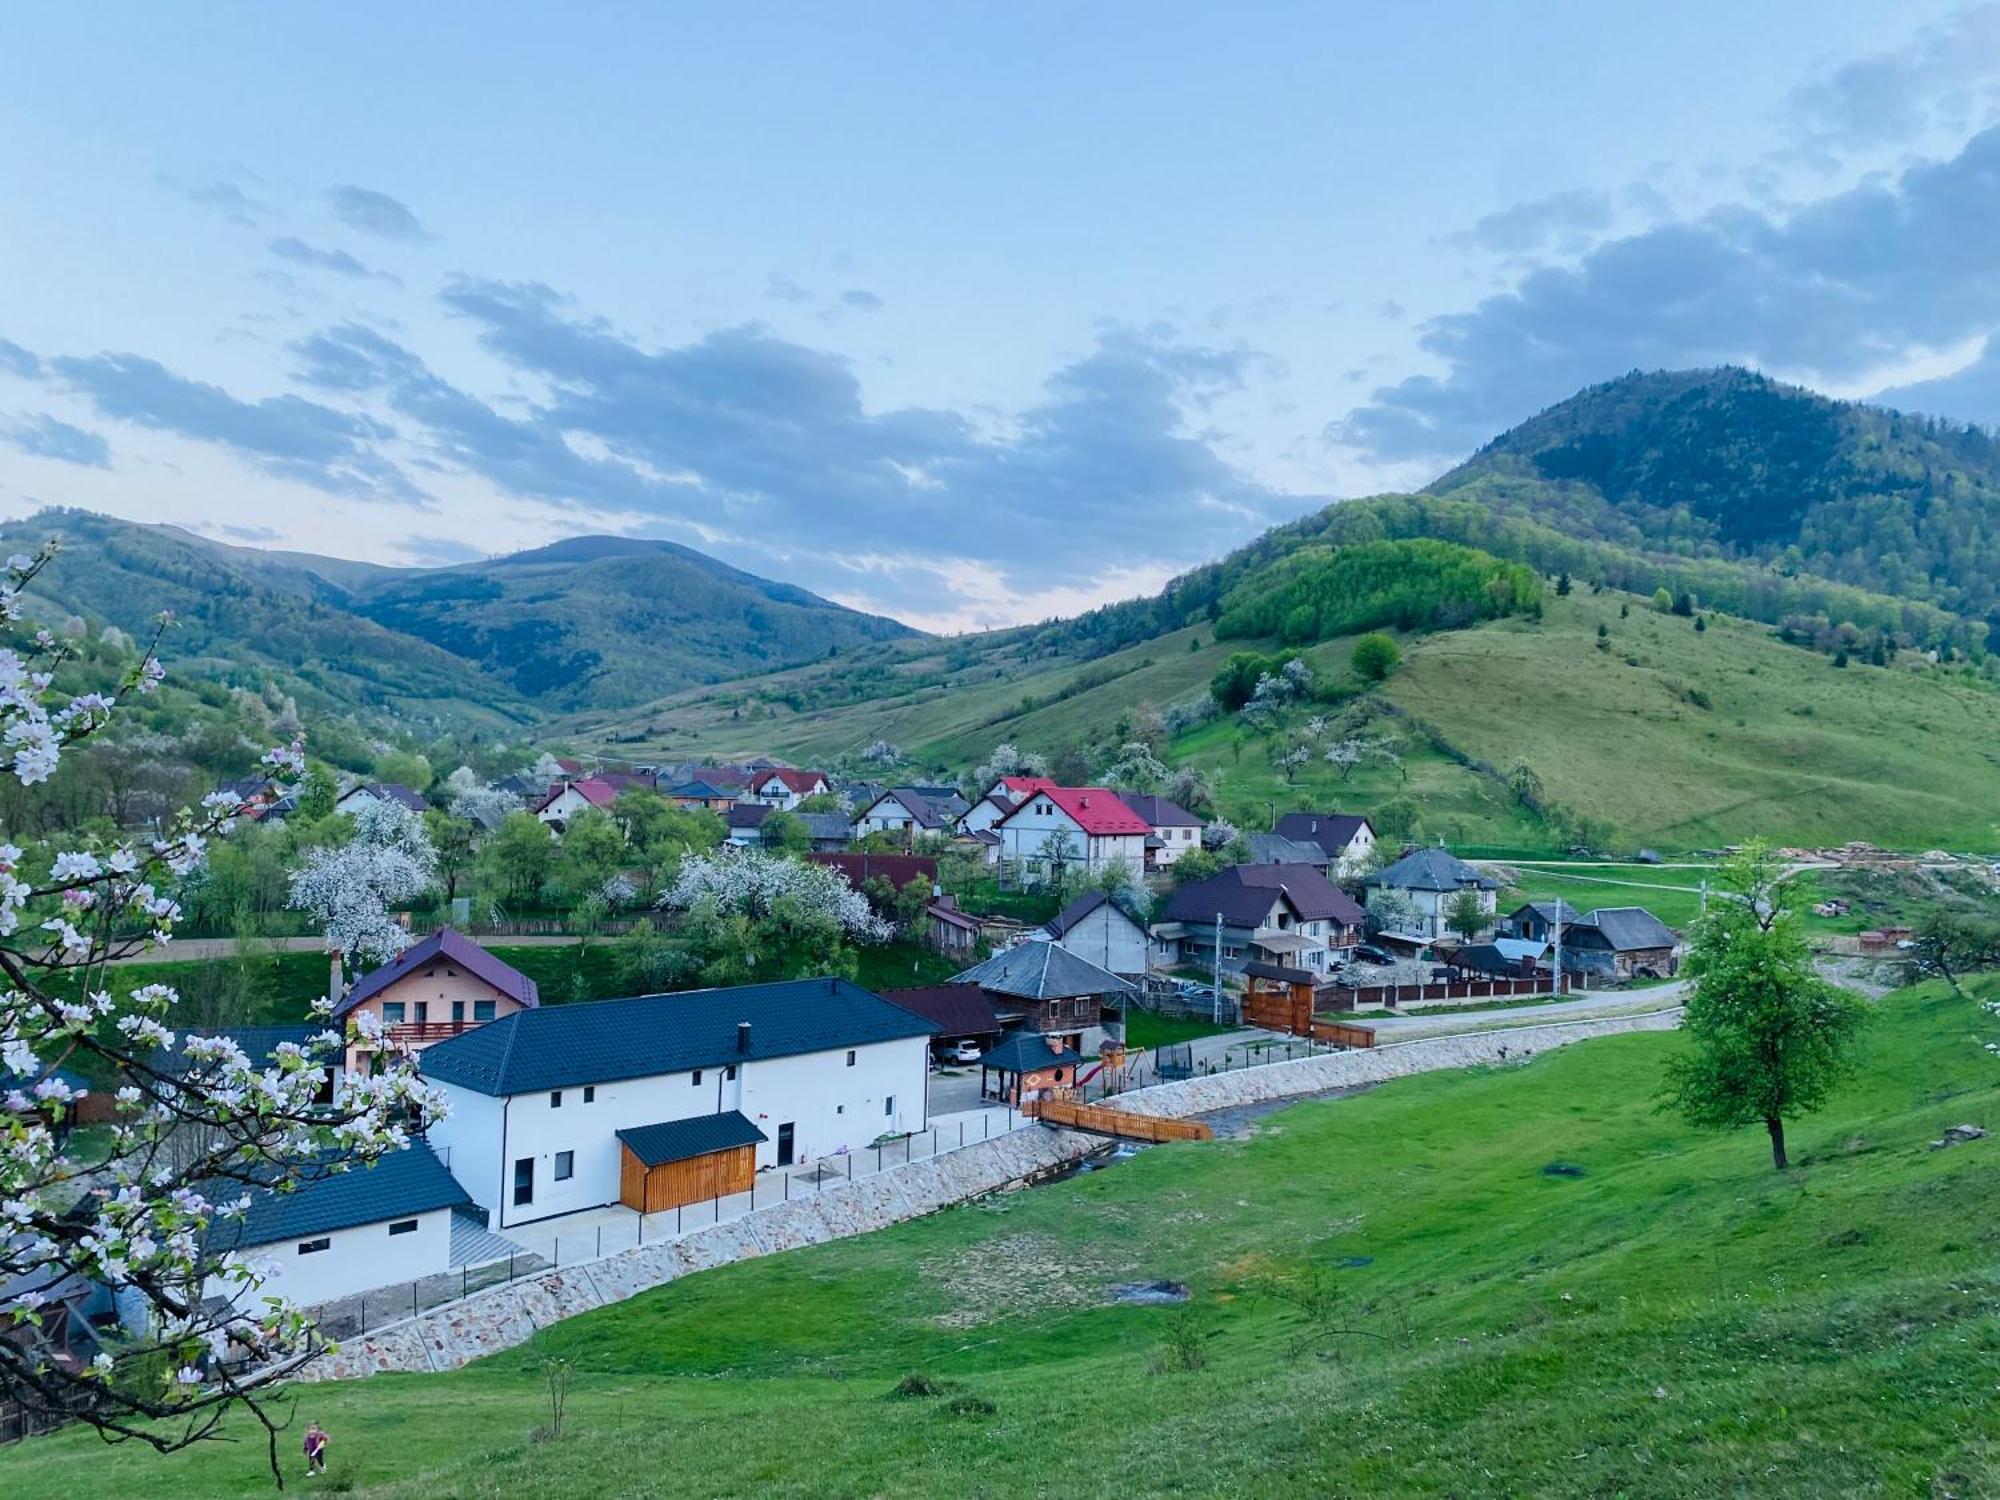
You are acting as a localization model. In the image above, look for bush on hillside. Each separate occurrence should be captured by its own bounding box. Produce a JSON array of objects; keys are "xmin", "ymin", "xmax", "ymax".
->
[{"xmin": 1351, "ymin": 632, "xmax": 1401, "ymax": 682}]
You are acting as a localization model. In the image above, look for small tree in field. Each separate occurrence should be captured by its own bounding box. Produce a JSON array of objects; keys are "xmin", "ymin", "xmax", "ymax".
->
[
  {"xmin": 1351, "ymin": 632, "xmax": 1400, "ymax": 682},
  {"xmin": 1662, "ymin": 843, "xmax": 1866, "ymax": 1170}
]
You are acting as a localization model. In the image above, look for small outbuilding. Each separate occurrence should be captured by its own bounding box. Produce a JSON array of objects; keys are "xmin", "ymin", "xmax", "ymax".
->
[
  {"xmin": 616, "ymin": 1112, "xmax": 767, "ymax": 1214},
  {"xmin": 977, "ymin": 1032, "xmax": 1084, "ymax": 1105}
]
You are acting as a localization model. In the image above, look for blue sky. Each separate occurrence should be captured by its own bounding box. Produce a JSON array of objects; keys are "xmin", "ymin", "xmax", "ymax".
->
[{"xmin": 3, "ymin": 3, "xmax": 1998, "ymax": 629}]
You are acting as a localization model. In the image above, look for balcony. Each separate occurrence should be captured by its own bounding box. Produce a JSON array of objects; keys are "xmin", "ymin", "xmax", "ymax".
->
[{"xmin": 381, "ymin": 1020, "xmax": 483, "ymax": 1046}]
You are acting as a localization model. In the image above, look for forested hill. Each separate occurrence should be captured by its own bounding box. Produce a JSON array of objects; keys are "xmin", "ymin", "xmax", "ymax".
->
[
  {"xmin": 0, "ymin": 512, "xmax": 918, "ymax": 728},
  {"xmin": 1432, "ymin": 366, "xmax": 2000, "ymax": 619}
]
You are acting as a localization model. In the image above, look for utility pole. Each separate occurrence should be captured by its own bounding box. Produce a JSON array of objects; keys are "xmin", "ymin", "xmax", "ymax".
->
[
  {"xmin": 1551, "ymin": 899, "xmax": 1564, "ymax": 996},
  {"xmin": 1213, "ymin": 911, "xmax": 1224, "ymax": 1025}
]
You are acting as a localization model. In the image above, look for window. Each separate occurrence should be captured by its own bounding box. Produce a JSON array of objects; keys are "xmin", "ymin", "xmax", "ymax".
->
[
  {"xmin": 388, "ymin": 1219, "xmax": 418, "ymax": 1236},
  {"xmin": 884, "ymin": 1094, "xmax": 895, "ymax": 1117},
  {"xmin": 724, "ymin": 1065, "xmax": 737, "ymax": 1081},
  {"xmin": 554, "ymin": 1151, "xmax": 574, "ymax": 1181},
  {"xmin": 414, "ymin": 1001, "xmax": 429, "ymax": 1024},
  {"xmin": 583, "ymin": 1086, "xmax": 595, "ymax": 1103},
  {"xmin": 513, "ymin": 1157, "xmax": 534, "ymax": 1206},
  {"xmin": 692, "ymin": 1069, "xmax": 703, "ymax": 1086},
  {"xmin": 474, "ymin": 999, "xmax": 496, "ymax": 1022},
  {"xmin": 845, "ymin": 1050, "xmax": 856, "ymax": 1067},
  {"xmin": 298, "ymin": 1237, "xmax": 331, "ymax": 1255},
  {"xmin": 550, "ymin": 1090, "xmax": 563, "ymax": 1108},
  {"xmin": 836, "ymin": 1104, "xmax": 844, "ymax": 1114},
  {"xmin": 382, "ymin": 1002, "xmax": 406, "ymax": 1024}
]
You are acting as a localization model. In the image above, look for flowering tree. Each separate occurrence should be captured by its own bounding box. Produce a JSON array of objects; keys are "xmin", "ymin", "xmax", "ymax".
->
[
  {"xmin": 0, "ymin": 545, "xmax": 440, "ymax": 1479},
  {"xmin": 861, "ymin": 740, "xmax": 901, "ymax": 766},
  {"xmin": 663, "ymin": 851, "xmax": 890, "ymax": 944},
  {"xmin": 286, "ymin": 799, "xmax": 438, "ymax": 964},
  {"xmin": 661, "ymin": 851, "xmax": 891, "ymax": 987},
  {"xmin": 972, "ymin": 742, "xmax": 1045, "ymax": 788},
  {"xmin": 1100, "ymin": 741, "xmax": 1168, "ymax": 793}
]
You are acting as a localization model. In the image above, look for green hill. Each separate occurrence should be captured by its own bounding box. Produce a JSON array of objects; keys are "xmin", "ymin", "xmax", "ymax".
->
[
  {"xmin": 0, "ymin": 512, "xmax": 917, "ymax": 731},
  {"xmin": 12, "ymin": 978, "xmax": 1999, "ymax": 1497}
]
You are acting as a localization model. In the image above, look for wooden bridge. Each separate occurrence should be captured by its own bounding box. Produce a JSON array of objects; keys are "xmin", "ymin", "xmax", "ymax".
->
[{"xmin": 1024, "ymin": 1093, "xmax": 1215, "ymax": 1144}]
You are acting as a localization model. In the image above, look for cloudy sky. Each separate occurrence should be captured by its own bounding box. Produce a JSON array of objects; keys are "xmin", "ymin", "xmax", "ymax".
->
[{"xmin": 3, "ymin": 4, "xmax": 1999, "ymax": 631}]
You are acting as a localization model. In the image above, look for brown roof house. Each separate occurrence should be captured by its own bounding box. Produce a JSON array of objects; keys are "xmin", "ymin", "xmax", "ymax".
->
[
  {"xmin": 951, "ymin": 943, "xmax": 1135, "ymax": 1056},
  {"xmin": 1156, "ymin": 864, "xmax": 1365, "ymax": 977},
  {"xmin": 333, "ymin": 929, "xmax": 540, "ymax": 1076}
]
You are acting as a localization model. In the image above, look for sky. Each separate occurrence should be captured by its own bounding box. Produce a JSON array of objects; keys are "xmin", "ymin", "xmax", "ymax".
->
[{"xmin": 3, "ymin": 3, "xmax": 2000, "ymax": 632}]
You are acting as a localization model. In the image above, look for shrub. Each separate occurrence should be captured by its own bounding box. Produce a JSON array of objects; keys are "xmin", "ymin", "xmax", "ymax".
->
[{"xmin": 1351, "ymin": 632, "xmax": 1402, "ymax": 682}]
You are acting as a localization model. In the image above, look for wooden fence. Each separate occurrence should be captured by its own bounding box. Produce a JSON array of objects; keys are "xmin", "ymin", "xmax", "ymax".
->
[{"xmin": 1024, "ymin": 1090, "xmax": 1216, "ymax": 1142}]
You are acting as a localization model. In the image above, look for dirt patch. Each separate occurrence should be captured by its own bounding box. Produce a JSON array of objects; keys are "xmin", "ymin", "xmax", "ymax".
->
[{"xmin": 921, "ymin": 1231, "xmax": 1140, "ymax": 1329}]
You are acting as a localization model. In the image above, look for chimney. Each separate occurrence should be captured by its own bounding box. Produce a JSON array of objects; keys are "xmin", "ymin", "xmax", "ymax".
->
[
  {"xmin": 327, "ymin": 950, "xmax": 343, "ymax": 1007},
  {"xmin": 736, "ymin": 1021, "xmax": 752, "ymax": 1053}
]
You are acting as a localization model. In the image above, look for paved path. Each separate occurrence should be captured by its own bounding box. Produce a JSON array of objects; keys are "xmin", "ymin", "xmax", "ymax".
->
[{"xmin": 1355, "ymin": 982, "xmax": 1688, "ymax": 1037}]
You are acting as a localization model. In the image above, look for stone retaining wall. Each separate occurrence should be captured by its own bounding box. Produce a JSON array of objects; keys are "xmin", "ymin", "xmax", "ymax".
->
[
  {"xmin": 1111, "ymin": 1008, "xmax": 1683, "ymax": 1119},
  {"xmin": 296, "ymin": 1122, "xmax": 1103, "ymax": 1380},
  {"xmin": 295, "ymin": 1007, "xmax": 1680, "ymax": 1381}
]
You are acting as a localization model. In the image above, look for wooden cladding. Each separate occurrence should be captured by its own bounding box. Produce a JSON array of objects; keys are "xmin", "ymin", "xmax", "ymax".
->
[
  {"xmin": 618, "ymin": 1141, "xmax": 758, "ymax": 1214},
  {"xmin": 1026, "ymin": 1097, "xmax": 1214, "ymax": 1143}
]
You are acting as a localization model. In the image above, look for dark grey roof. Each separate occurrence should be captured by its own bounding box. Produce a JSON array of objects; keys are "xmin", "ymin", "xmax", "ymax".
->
[
  {"xmin": 1043, "ymin": 889, "xmax": 1145, "ymax": 939},
  {"xmin": 1162, "ymin": 864, "xmax": 1364, "ymax": 927},
  {"xmin": 1115, "ymin": 792, "xmax": 1203, "ymax": 828},
  {"xmin": 1272, "ymin": 812, "xmax": 1371, "ymax": 858},
  {"xmin": 1369, "ymin": 847, "xmax": 1499, "ymax": 893},
  {"xmin": 1445, "ymin": 943, "xmax": 1533, "ymax": 977},
  {"xmin": 978, "ymin": 1032, "xmax": 1083, "ymax": 1073},
  {"xmin": 418, "ymin": 976, "xmax": 937, "ymax": 1097},
  {"xmin": 726, "ymin": 802, "xmax": 774, "ymax": 830},
  {"xmin": 1507, "ymin": 899, "xmax": 1581, "ymax": 926},
  {"xmin": 867, "ymin": 787, "xmax": 966, "ymax": 829},
  {"xmin": 881, "ymin": 984, "xmax": 1003, "ymax": 1037},
  {"xmin": 210, "ymin": 1142, "xmax": 471, "ymax": 1251},
  {"xmin": 1246, "ymin": 833, "xmax": 1328, "ymax": 866},
  {"xmin": 1572, "ymin": 906, "xmax": 1679, "ymax": 951},
  {"xmin": 799, "ymin": 812, "xmax": 853, "ymax": 843},
  {"xmin": 617, "ymin": 1111, "xmax": 766, "ymax": 1167},
  {"xmin": 951, "ymin": 942, "xmax": 1136, "ymax": 999},
  {"xmin": 341, "ymin": 782, "xmax": 429, "ymax": 812}
]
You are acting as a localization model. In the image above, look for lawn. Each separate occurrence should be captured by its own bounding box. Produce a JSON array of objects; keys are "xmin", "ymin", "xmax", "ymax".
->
[
  {"xmin": 1495, "ymin": 861, "xmax": 1714, "ymax": 930},
  {"xmin": 1123, "ymin": 1009, "xmax": 1234, "ymax": 1048},
  {"xmin": 13, "ymin": 976, "xmax": 2000, "ymax": 1497}
]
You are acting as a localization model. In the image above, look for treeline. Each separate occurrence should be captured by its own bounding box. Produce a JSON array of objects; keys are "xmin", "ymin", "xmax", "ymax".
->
[{"xmin": 1213, "ymin": 539, "xmax": 1542, "ymax": 645}]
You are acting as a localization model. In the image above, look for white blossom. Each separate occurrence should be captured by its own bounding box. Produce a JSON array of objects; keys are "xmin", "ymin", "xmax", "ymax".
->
[{"xmin": 663, "ymin": 850, "xmax": 891, "ymax": 942}]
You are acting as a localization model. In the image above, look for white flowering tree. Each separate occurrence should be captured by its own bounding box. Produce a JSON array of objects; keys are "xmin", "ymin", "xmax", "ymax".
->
[
  {"xmin": 0, "ymin": 545, "xmax": 440, "ymax": 1478},
  {"xmin": 286, "ymin": 799, "xmax": 438, "ymax": 965},
  {"xmin": 972, "ymin": 742, "xmax": 1045, "ymax": 789},
  {"xmin": 1100, "ymin": 740, "xmax": 1168, "ymax": 793},
  {"xmin": 660, "ymin": 851, "xmax": 890, "ymax": 988}
]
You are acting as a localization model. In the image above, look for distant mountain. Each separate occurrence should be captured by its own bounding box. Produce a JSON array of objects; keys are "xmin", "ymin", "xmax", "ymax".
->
[
  {"xmin": 0, "ymin": 512, "xmax": 918, "ymax": 728},
  {"xmin": 352, "ymin": 535, "xmax": 916, "ymax": 709},
  {"xmin": 1432, "ymin": 367, "xmax": 2000, "ymax": 620}
]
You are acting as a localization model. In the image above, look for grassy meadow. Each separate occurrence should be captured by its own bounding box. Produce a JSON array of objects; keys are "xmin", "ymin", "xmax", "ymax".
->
[{"xmin": 12, "ymin": 977, "xmax": 2000, "ymax": 1497}]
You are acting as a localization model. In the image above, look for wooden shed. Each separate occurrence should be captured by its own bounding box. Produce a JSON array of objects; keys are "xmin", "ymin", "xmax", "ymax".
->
[{"xmin": 616, "ymin": 1112, "xmax": 767, "ymax": 1214}]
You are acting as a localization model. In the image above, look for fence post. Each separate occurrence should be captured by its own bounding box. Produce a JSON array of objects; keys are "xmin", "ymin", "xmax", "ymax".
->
[
  {"xmin": 960, "ymin": 1121, "xmax": 965, "ymax": 1149},
  {"xmin": 412, "ymin": 1284, "xmax": 418, "ymax": 1322},
  {"xmin": 784, "ymin": 1172, "xmax": 790, "ymax": 1202},
  {"xmin": 463, "ymin": 1267, "xmax": 469, "ymax": 1302},
  {"xmin": 713, "ymin": 1193, "xmax": 720, "ymax": 1226},
  {"xmin": 596, "ymin": 1226, "xmax": 602, "ymax": 1259}
]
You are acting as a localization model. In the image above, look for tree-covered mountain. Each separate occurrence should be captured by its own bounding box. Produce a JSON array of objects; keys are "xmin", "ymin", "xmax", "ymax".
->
[
  {"xmin": 1433, "ymin": 366, "xmax": 2000, "ymax": 620},
  {"xmin": 0, "ymin": 512, "xmax": 918, "ymax": 729},
  {"xmin": 352, "ymin": 536, "xmax": 916, "ymax": 709}
]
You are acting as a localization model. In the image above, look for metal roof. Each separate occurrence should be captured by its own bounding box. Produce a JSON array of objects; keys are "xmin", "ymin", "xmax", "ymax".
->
[
  {"xmin": 977, "ymin": 1032, "xmax": 1083, "ymax": 1073},
  {"xmin": 617, "ymin": 1111, "xmax": 767, "ymax": 1167},
  {"xmin": 209, "ymin": 1141, "xmax": 472, "ymax": 1251},
  {"xmin": 1369, "ymin": 847, "xmax": 1500, "ymax": 893},
  {"xmin": 335, "ymin": 928, "xmax": 540, "ymax": 1020},
  {"xmin": 418, "ymin": 975, "xmax": 937, "ymax": 1097},
  {"xmin": 951, "ymin": 942, "xmax": 1137, "ymax": 999}
]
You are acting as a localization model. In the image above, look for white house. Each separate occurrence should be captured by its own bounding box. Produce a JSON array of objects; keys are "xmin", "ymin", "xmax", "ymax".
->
[
  {"xmin": 746, "ymin": 768, "xmax": 830, "ymax": 810},
  {"xmin": 1155, "ymin": 863, "xmax": 1366, "ymax": 976},
  {"xmin": 421, "ymin": 976, "xmax": 935, "ymax": 1229},
  {"xmin": 852, "ymin": 786, "xmax": 966, "ymax": 840},
  {"xmin": 1272, "ymin": 813, "xmax": 1377, "ymax": 879},
  {"xmin": 1363, "ymin": 846, "xmax": 1501, "ymax": 943},
  {"xmin": 1114, "ymin": 792, "xmax": 1205, "ymax": 869},
  {"xmin": 534, "ymin": 777, "xmax": 619, "ymax": 832},
  {"xmin": 203, "ymin": 1141, "xmax": 475, "ymax": 1311},
  {"xmin": 959, "ymin": 776, "xmax": 1054, "ymax": 836},
  {"xmin": 335, "ymin": 782, "xmax": 429, "ymax": 817},
  {"xmin": 992, "ymin": 786, "xmax": 1149, "ymax": 883},
  {"xmin": 1030, "ymin": 890, "xmax": 1150, "ymax": 977}
]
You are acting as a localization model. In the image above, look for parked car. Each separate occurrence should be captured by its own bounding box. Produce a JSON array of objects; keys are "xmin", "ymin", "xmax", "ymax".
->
[
  {"xmin": 1354, "ymin": 944, "xmax": 1393, "ymax": 965},
  {"xmin": 944, "ymin": 1039, "xmax": 983, "ymax": 1065}
]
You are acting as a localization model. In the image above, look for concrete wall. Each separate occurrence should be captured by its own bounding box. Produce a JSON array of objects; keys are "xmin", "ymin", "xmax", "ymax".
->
[
  {"xmin": 292, "ymin": 1006, "xmax": 1680, "ymax": 1382},
  {"xmin": 208, "ymin": 1205, "xmax": 454, "ymax": 1310}
]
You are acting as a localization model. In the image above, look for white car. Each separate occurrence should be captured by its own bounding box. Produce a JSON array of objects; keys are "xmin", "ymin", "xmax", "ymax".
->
[{"xmin": 946, "ymin": 1039, "xmax": 984, "ymax": 1065}]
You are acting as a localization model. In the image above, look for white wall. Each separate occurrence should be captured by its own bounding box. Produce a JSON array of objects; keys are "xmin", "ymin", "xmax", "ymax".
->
[
  {"xmin": 1148, "ymin": 822, "xmax": 1202, "ymax": 866},
  {"xmin": 535, "ymin": 786, "xmax": 596, "ymax": 828},
  {"xmin": 855, "ymin": 798, "xmax": 918, "ymax": 836},
  {"xmin": 1046, "ymin": 905, "xmax": 1147, "ymax": 976},
  {"xmin": 206, "ymin": 1205, "xmax": 454, "ymax": 1310},
  {"xmin": 428, "ymin": 1087, "xmax": 507, "ymax": 1220},
  {"xmin": 957, "ymin": 796, "xmax": 1010, "ymax": 835},
  {"xmin": 470, "ymin": 1035, "xmax": 932, "ymax": 1228},
  {"xmin": 999, "ymin": 801, "xmax": 1144, "ymax": 881}
]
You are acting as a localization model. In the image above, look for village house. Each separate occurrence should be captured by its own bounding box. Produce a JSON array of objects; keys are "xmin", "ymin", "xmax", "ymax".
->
[
  {"xmin": 1116, "ymin": 792, "xmax": 1205, "ymax": 869},
  {"xmin": 420, "ymin": 976, "xmax": 934, "ymax": 1228},
  {"xmin": 334, "ymin": 928, "xmax": 540, "ymax": 1076},
  {"xmin": 663, "ymin": 778, "xmax": 740, "ymax": 813},
  {"xmin": 950, "ymin": 942, "xmax": 1135, "ymax": 1055},
  {"xmin": 1154, "ymin": 863, "xmax": 1365, "ymax": 977},
  {"xmin": 203, "ymin": 1141, "xmax": 481, "ymax": 1311},
  {"xmin": 992, "ymin": 785, "xmax": 1150, "ymax": 883},
  {"xmin": 534, "ymin": 776, "xmax": 620, "ymax": 831},
  {"xmin": 336, "ymin": 782, "xmax": 429, "ymax": 817},
  {"xmin": 1560, "ymin": 907, "xmax": 1682, "ymax": 979},
  {"xmin": 958, "ymin": 775, "xmax": 1055, "ymax": 836},
  {"xmin": 852, "ymin": 786, "xmax": 969, "ymax": 840},
  {"xmin": 797, "ymin": 811, "xmax": 854, "ymax": 851},
  {"xmin": 1244, "ymin": 832, "xmax": 1332, "ymax": 872},
  {"xmin": 1363, "ymin": 847, "xmax": 1501, "ymax": 944},
  {"xmin": 1499, "ymin": 899, "xmax": 1582, "ymax": 944},
  {"xmin": 746, "ymin": 768, "xmax": 831, "ymax": 809},
  {"xmin": 1271, "ymin": 812, "xmax": 1376, "ymax": 878},
  {"xmin": 724, "ymin": 803, "xmax": 774, "ymax": 845},
  {"xmin": 880, "ymin": 983, "xmax": 1005, "ymax": 1061},
  {"xmin": 1031, "ymin": 889, "xmax": 1150, "ymax": 978}
]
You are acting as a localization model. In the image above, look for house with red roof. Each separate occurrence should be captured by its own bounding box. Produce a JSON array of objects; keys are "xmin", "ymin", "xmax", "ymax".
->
[
  {"xmin": 958, "ymin": 775, "xmax": 1055, "ymax": 837},
  {"xmin": 334, "ymin": 928, "xmax": 540, "ymax": 1076},
  {"xmin": 993, "ymin": 785, "xmax": 1149, "ymax": 883},
  {"xmin": 534, "ymin": 777, "xmax": 620, "ymax": 832},
  {"xmin": 746, "ymin": 767, "xmax": 831, "ymax": 810}
]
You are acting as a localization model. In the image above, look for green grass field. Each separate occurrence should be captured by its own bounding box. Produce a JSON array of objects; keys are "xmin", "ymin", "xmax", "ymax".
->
[
  {"xmin": 1123, "ymin": 1010, "xmax": 1235, "ymax": 1049},
  {"xmin": 1495, "ymin": 861, "xmax": 1716, "ymax": 930},
  {"xmin": 14, "ymin": 977, "xmax": 2000, "ymax": 1497}
]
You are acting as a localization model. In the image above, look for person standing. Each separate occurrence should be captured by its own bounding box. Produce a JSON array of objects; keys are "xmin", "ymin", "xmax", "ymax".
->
[{"xmin": 304, "ymin": 1421, "xmax": 328, "ymax": 1477}]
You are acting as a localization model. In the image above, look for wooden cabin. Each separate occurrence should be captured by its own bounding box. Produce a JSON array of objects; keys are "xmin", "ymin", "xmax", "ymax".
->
[{"xmin": 616, "ymin": 1112, "xmax": 767, "ymax": 1214}]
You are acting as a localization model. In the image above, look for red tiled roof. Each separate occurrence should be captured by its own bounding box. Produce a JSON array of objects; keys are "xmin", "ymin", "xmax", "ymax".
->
[
  {"xmin": 1000, "ymin": 775, "xmax": 1057, "ymax": 795},
  {"xmin": 536, "ymin": 777, "xmax": 619, "ymax": 814},
  {"xmin": 754, "ymin": 768, "xmax": 827, "ymax": 795},
  {"xmin": 997, "ymin": 785, "xmax": 1151, "ymax": 837}
]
